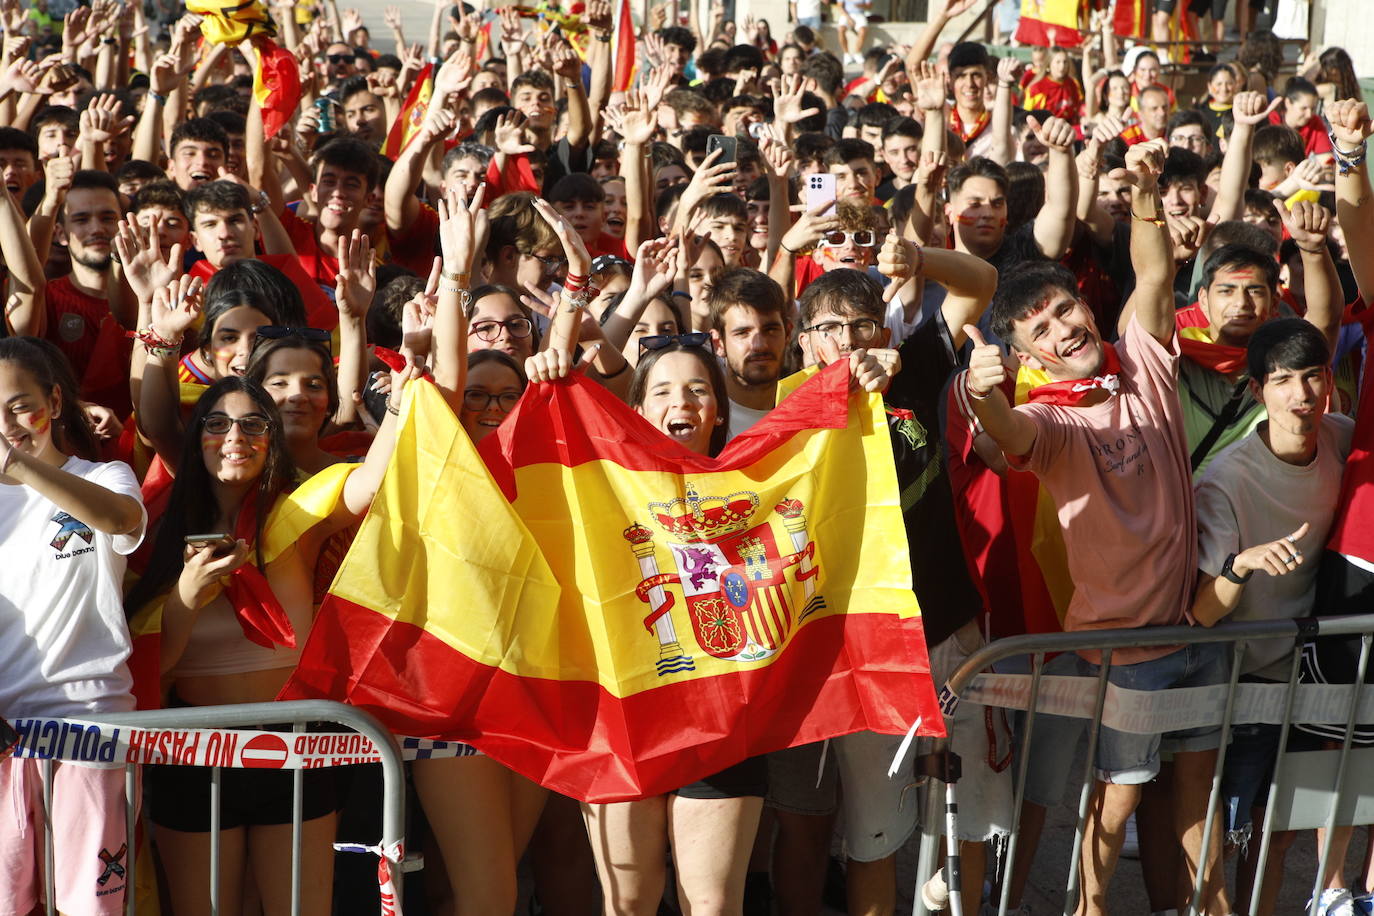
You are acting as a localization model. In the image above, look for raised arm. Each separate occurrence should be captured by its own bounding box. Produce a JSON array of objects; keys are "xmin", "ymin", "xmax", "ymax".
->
[
  {"xmin": 905, "ymin": 0, "xmax": 978, "ymax": 72},
  {"xmin": 1114, "ymin": 139, "xmax": 1176, "ymax": 344},
  {"xmin": 332, "ymin": 229, "xmax": 377, "ymax": 428},
  {"xmin": 1030, "ymin": 115, "xmax": 1079, "ymax": 260},
  {"xmin": 524, "ymin": 198, "xmax": 593, "ymax": 382},
  {"xmin": 0, "ymin": 184, "xmax": 45, "ymax": 338},
  {"xmin": 1077, "ymin": 117, "xmax": 1124, "ymax": 247},
  {"xmin": 0, "ymin": 440, "xmax": 143, "ymax": 535},
  {"xmin": 1330, "ymin": 99, "xmax": 1374, "ymax": 301},
  {"xmin": 384, "ymin": 107, "xmax": 453, "ymax": 234},
  {"xmin": 431, "ymin": 185, "xmax": 483, "ymax": 409},
  {"xmin": 988, "ymin": 56, "xmax": 1021, "ymax": 167},
  {"xmin": 27, "ymin": 145, "xmax": 77, "ymax": 275},
  {"xmin": 550, "ymin": 36, "xmax": 591, "ymax": 152},
  {"xmin": 1208, "ymin": 90, "xmax": 1281, "ymax": 224},
  {"xmin": 878, "ymin": 235, "xmax": 997, "ymax": 342},
  {"xmin": 1275, "ymin": 199, "xmax": 1342, "ymax": 352},
  {"xmin": 963, "ymin": 324, "xmax": 1038, "ymax": 458},
  {"xmin": 601, "ymin": 237, "xmax": 680, "ymax": 352},
  {"xmin": 136, "ymin": 276, "xmax": 205, "ymax": 472}
]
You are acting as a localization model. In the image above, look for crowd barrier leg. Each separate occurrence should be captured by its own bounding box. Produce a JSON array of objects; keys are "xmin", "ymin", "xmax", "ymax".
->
[
  {"xmin": 944, "ymin": 775, "xmax": 964, "ymax": 916},
  {"xmin": 43, "ymin": 758, "xmax": 54, "ymax": 916},
  {"xmin": 1062, "ymin": 648, "xmax": 1112, "ymax": 916},
  {"xmin": 1248, "ymin": 640, "xmax": 1305, "ymax": 916},
  {"xmin": 1310, "ymin": 634, "xmax": 1371, "ymax": 915},
  {"xmin": 994, "ymin": 651, "xmax": 1047, "ymax": 916},
  {"xmin": 293, "ymin": 721, "xmax": 306, "ymax": 916},
  {"xmin": 914, "ymin": 740, "xmax": 946, "ymax": 916},
  {"xmin": 211, "ymin": 765, "xmax": 223, "ymax": 912},
  {"xmin": 1185, "ymin": 641, "xmax": 1244, "ymax": 916}
]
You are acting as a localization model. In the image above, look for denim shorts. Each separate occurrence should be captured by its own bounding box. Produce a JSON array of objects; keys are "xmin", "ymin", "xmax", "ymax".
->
[
  {"xmin": 1220, "ymin": 720, "xmax": 1280, "ymax": 846},
  {"xmin": 1014, "ymin": 643, "xmax": 1229, "ymax": 798}
]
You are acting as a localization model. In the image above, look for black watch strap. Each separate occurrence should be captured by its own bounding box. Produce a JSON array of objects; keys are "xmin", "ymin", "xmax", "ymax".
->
[{"xmin": 1221, "ymin": 553, "xmax": 1252, "ymax": 585}]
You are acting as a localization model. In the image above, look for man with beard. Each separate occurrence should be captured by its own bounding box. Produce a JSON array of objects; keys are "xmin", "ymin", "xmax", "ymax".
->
[
  {"xmin": 42, "ymin": 170, "xmax": 132, "ymax": 414},
  {"xmin": 322, "ymin": 41, "xmax": 358, "ymax": 90},
  {"xmin": 706, "ymin": 268, "xmax": 792, "ymax": 439},
  {"xmin": 340, "ymin": 76, "xmax": 388, "ymax": 146}
]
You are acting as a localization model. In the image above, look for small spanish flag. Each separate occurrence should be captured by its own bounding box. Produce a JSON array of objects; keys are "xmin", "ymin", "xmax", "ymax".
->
[
  {"xmin": 613, "ymin": 0, "xmax": 635, "ymax": 92},
  {"xmin": 186, "ymin": 0, "xmax": 300, "ymax": 139},
  {"xmin": 1014, "ymin": 0, "xmax": 1084, "ymax": 47},
  {"xmin": 384, "ymin": 63, "xmax": 434, "ymax": 160},
  {"xmin": 282, "ymin": 369, "xmax": 942, "ymax": 803}
]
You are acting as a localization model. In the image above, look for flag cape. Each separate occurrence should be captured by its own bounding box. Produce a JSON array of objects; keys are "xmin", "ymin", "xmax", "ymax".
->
[
  {"xmin": 384, "ymin": 63, "xmax": 434, "ymax": 159},
  {"xmin": 1009, "ymin": 365, "xmax": 1074, "ymax": 631},
  {"xmin": 1112, "ymin": 0, "xmax": 1147, "ymax": 38},
  {"xmin": 282, "ymin": 370, "xmax": 942, "ymax": 803},
  {"xmin": 1014, "ymin": 0, "xmax": 1084, "ymax": 47},
  {"xmin": 252, "ymin": 38, "xmax": 301, "ymax": 140}
]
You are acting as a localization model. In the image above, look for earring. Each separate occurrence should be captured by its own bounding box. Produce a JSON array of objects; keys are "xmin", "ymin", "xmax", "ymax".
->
[{"xmin": 715, "ymin": 417, "xmax": 725, "ymax": 425}]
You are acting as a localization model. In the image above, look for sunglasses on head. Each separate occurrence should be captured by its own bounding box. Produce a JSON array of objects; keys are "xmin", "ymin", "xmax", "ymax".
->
[
  {"xmin": 257, "ymin": 326, "xmax": 332, "ymax": 343},
  {"xmin": 638, "ymin": 332, "xmax": 711, "ymax": 353}
]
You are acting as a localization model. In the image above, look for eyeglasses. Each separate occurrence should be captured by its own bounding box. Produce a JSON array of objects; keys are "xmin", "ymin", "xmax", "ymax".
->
[
  {"xmin": 257, "ymin": 326, "xmax": 332, "ymax": 342},
  {"xmin": 203, "ymin": 414, "xmax": 272, "ymax": 437},
  {"xmin": 802, "ymin": 318, "xmax": 880, "ymax": 341},
  {"xmin": 638, "ymin": 331, "xmax": 711, "ymax": 353},
  {"xmin": 524, "ymin": 252, "xmax": 567, "ymax": 274},
  {"xmin": 470, "ymin": 317, "xmax": 534, "ymax": 341},
  {"xmin": 327, "ymin": 54, "xmax": 353, "ymax": 64},
  {"xmin": 1169, "ymin": 134, "xmax": 1209, "ymax": 150},
  {"xmin": 462, "ymin": 389, "xmax": 522, "ymax": 412},
  {"xmin": 820, "ymin": 230, "xmax": 877, "ymax": 248}
]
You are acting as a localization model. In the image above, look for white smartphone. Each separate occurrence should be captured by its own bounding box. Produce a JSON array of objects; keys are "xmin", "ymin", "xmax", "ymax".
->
[{"xmin": 805, "ymin": 173, "xmax": 837, "ymax": 217}]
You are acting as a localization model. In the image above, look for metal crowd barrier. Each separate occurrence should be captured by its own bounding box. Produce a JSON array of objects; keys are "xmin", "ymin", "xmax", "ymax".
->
[
  {"xmin": 9, "ymin": 700, "xmax": 408, "ymax": 916},
  {"xmin": 913, "ymin": 613, "xmax": 1374, "ymax": 916}
]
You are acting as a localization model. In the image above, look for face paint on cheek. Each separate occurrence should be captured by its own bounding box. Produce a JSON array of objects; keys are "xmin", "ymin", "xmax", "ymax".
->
[
  {"xmin": 955, "ymin": 212, "xmax": 977, "ymax": 225},
  {"xmin": 203, "ymin": 433, "xmax": 226, "ymax": 451},
  {"xmin": 1036, "ymin": 346, "xmax": 1062, "ymax": 366},
  {"xmin": 29, "ymin": 407, "xmax": 50, "ymax": 436}
]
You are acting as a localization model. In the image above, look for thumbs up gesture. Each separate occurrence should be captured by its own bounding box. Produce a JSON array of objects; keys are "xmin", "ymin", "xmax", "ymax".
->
[{"xmin": 964, "ymin": 324, "xmax": 1007, "ymax": 399}]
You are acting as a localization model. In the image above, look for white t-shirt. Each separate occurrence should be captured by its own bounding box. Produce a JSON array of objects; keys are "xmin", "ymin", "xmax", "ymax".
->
[
  {"xmin": 0, "ymin": 457, "xmax": 146, "ymax": 718},
  {"xmin": 727, "ymin": 398, "xmax": 770, "ymax": 441},
  {"xmin": 1195, "ymin": 414, "xmax": 1355, "ymax": 679}
]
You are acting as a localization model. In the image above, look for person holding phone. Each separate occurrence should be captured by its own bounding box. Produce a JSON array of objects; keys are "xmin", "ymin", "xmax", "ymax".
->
[{"xmin": 0, "ymin": 337, "xmax": 147, "ymax": 916}]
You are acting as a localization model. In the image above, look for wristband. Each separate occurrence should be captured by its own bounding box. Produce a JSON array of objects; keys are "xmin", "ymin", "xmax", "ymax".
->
[
  {"xmin": 440, "ymin": 269, "xmax": 470, "ymax": 285},
  {"xmin": 1131, "ymin": 211, "xmax": 1165, "ymax": 226},
  {"xmin": 965, "ymin": 379, "xmax": 993, "ymax": 402},
  {"xmin": 1296, "ymin": 244, "xmax": 1326, "ymax": 254},
  {"xmin": 671, "ymin": 290, "xmax": 692, "ymax": 300},
  {"xmin": 1220, "ymin": 553, "xmax": 1253, "ymax": 585},
  {"xmin": 149, "ymin": 91, "xmax": 167, "ymax": 105},
  {"xmin": 386, "ymin": 400, "xmax": 401, "ymax": 416},
  {"xmin": 596, "ymin": 359, "xmax": 630, "ymax": 378}
]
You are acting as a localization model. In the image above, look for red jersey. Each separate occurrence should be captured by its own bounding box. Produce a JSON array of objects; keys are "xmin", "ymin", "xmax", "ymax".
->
[
  {"xmin": 281, "ymin": 208, "xmax": 341, "ymax": 292},
  {"xmin": 1023, "ymin": 75, "xmax": 1084, "ymax": 123},
  {"xmin": 388, "ymin": 202, "xmax": 441, "ymax": 276},
  {"xmin": 43, "ymin": 276, "xmax": 132, "ymax": 416},
  {"xmin": 188, "ymin": 254, "xmax": 339, "ymax": 331},
  {"xmin": 1267, "ymin": 107, "xmax": 1334, "ymax": 157}
]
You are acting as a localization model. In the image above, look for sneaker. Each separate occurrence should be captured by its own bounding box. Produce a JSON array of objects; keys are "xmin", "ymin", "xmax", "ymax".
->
[
  {"xmin": 1352, "ymin": 892, "xmax": 1374, "ymax": 915},
  {"xmin": 1121, "ymin": 813, "xmax": 1140, "ymax": 859},
  {"xmin": 1313, "ymin": 888, "xmax": 1358, "ymax": 916}
]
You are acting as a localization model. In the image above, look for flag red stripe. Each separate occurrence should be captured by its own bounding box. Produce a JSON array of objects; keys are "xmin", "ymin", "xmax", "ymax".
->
[
  {"xmin": 281, "ymin": 595, "xmax": 943, "ymax": 803},
  {"xmin": 479, "ymin": 364, "xmax": 852, "ymax": 501},
  {"xmin": 613, "ymin": 0, "xmax": 635, "ymax": 91}
]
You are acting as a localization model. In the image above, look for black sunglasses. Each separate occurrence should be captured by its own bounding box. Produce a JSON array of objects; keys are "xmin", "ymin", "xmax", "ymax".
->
[
  {"xmin": 638, "ymin": 332, "xmax": 711, "ymax": 354},
  {"xmin": 257, "ymin": 326, "xmax": 332, "ymax": 343},
  {"xmin": 327, "ymin": 54, "xmax": 353, "ymax": 64}
]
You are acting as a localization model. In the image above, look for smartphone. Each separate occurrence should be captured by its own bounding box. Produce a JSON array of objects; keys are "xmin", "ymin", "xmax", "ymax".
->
[
  {"xmin": 805, "ymin": 173, "xmax": 837, "ymax": 217},
  {"xmin": 184, "ymin": 533, "xmax": 236, "ymax": 551},
  {"xmin": 707, "ymin": 134, "xmax": 738, "ymax": 166}
]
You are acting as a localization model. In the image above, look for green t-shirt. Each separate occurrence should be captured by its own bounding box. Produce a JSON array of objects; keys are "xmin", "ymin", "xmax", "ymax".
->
[{"xmin": 1179, "ymin": 357, "xmax": 1266, "ymax": 478}]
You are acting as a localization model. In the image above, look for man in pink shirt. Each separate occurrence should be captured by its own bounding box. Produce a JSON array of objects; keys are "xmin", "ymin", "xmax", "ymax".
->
[{"xmin": 962, "ymin": 139, "xmax": 1229, "ymax": 915}]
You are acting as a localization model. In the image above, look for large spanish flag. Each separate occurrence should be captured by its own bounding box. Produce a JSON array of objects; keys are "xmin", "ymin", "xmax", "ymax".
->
[
  {"xmin": 1014, "ymin": 0, "xmax": 1085, "ymax": 47},
  {"xmin": 282, "ymin": 368, "xmax": 941, "ymax": 802},
  {"xmin": 383, "ymin": 63, "xmax": 434, "ymax": 159}
]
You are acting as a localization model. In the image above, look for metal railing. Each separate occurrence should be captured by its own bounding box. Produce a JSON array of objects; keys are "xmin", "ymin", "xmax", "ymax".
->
[
  {"xmin": 12, "ymin": 700, "xmax": 406, "ymax": 916},
  {"xmin": 913, "ymin": 613, "xmax": 1374, "ymax": 916}
]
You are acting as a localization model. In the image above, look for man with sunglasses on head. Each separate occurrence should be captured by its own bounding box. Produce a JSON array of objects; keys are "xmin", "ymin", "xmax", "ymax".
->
[{"xmin": 781, "ymin": 250, "xmax": 1005, "ymax": 916}]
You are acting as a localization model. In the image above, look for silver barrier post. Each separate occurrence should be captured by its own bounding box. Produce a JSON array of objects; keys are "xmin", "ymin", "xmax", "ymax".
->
[
  {"xmin": 1062, "ymin": 648, "xmax": 1111, "ymax": 916},
  {"xmin": 995, "ymin": 651, "xmax": 1046, "ymax": 916},
  {"xmin": 1185, "ymin": 640, "xmax": 1243, "ymax": 916},
  {"xmin": 1310, "ymin": 632, "xmax": 1372, "ymax": 914},
  {"xmin": 914, "ymin": 737, "xmax": 947, "ymax": 916},
  {"xmin": 1249, "ymin": 642, "xmax": 1304, "ymax": 916},
  {"xmin": 944, "ymin": 771, "xmax": 964, "ymax": 916},
  {"xmin": 292, "ymin": 721, "xmax": 305, "ymax": 916},
  {"xmin": 43, "ymin": 757, "xmax": 55, "ymax": 916},
  {"xmin": 210, "ymin": 766, "xmax": 221, "ymax": 914},
  {"xmin": 125, "ymin": 764, "xmax": 137, "ymax": 916}
]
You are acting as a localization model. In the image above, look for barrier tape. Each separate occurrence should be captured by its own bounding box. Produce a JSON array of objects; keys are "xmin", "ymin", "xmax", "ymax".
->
[
  {"xmin": 961, "ymin": 674, "xmax": 1374, "ymax": 735},
  {"xmin": 5, "ymin": 718, "xmax": 480, "ymax": 770}
]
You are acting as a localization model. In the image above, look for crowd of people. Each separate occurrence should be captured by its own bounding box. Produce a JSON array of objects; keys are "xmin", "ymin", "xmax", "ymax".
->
[{"xmin": 0, "ymin": 0, "xmax": 1372, "ymax": 913}]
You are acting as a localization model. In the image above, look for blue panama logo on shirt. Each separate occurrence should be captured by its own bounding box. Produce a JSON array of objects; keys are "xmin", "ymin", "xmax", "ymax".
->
[{"xmin": 49, "ymin": 511, "xmax": 94, "ymax": 553}]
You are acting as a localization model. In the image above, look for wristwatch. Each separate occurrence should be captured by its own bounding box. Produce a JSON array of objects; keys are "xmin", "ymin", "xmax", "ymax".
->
[
  {"xmin": 1220, "ymin": 553, "xmax": 1253, "ymax": 585},
  {"xmin": 251, "ymin": 190, "xmax": 270, "ymax": 214}
]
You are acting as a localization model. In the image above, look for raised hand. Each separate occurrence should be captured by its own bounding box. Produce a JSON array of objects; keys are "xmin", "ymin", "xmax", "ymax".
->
[
  {"xmin": 914, "ymin": 149, "xmax": 949, "ymax": 189},
  {"xmin": 368, "ymin": 67, "xmax": 400, "ymax": 99},
  {"xmin": 341, "ymin": 7, "xmax": 364, "ymax": 37},
  {"xmin": 629, "ymin": 236, "xmax": 680, "ymax": 300},
  {"xmin": 1276, "ymin": 198, "xmax": 1331, "ymax": 251},
  {"xmin": 498, "ymin": 6, "xmax": 525, "ymax": 57},
  {"xmin": 848, "ymin": 348, "xmax": 897, "ymax": 392},
  {"xmin": 774, "ymin": 73, "xmax": 820, "ymax": 126},
  {"xmin": 150, "ymin": 275, "xmax": 205, "ymax": 344},
  {"xmin": 780, "ymin": 200, "xmax": 843, "ymax": 255},
  {"xmin": 548, "ymin": 35, "xmax": 581, "ymax": 81},
  {"xmin": 586, "ymin": 0, "xmax": 613, "ymax": 33},
  {"xmin": 43, "ymin": 144, "xmax": 78, "ymax": 201},
  {"xmin": 876, "ymin": 232, "xmax": 919, "ymax": 301},
  {"xmin": 1091, "ymin": 114, "xmax": 1125, "ymax": 146},
  {"xmin": 677, "ymin": 147, "xmax": 736, "ymax": 221},
  {"xmin": 1027, "ymin": 114, "xmax": 1076, "ymax": 153},
  {"xmin": 150, "ymin": 51, "xmax": 182, "ymax": 97},
  {"xmin": 436, "ymin": 183, "xmax": 485, "ymax": 274},
  {"xmin": 1328, "ymin": 99, "xmax": 1373, "ymax": 149},
  {"xmin": 963, "ymin": 324, "xmax": 1006, "ymax": 398},
  {"xmin": 759, "ymin": 133, "xmax": 794, "ymax": 179},
  {"xmin": 605, "ymin": 90, "xmax": 655, "ymax": 145},
  {"xmin": 1232, "ymin": 90, "xmax": 1282, "ymax": 128},
  {"xmin": 383, "ymin": 5, "xmax": 404, "ymax": 31},
  {"xmin": 532, "ymin": 196, "xmax": 591, "ymax": 275},
  {"xmin": 493, "ymin": 110, "xmax": 535, "ymax": 155},
  {"xmin": 5, "ymin": 57, "xmax": 47, "ymax": 96},
  {"xmin": 79, "ymin": 95, "xmax": 134, "ymax": 144},
  {"xmin": 114, "ymin": 214, "xmax": 183, "ymax": 305},
  {"xmin": 334, "ymin": 229, "xmax": 377, "ymax": 323},
  {"xmin": 1110, "ymin": 137, "xmax": 1167, "ymax": 191},
  {"xmin": 1167, "ymin": 214, "xmax": 1207, "ymax": 259},
  {"xmin": 433, "ymin": 46, "xmax": 476, "ymax": 98},
  {"xmin": 913, "ymin": 60, "xmax": 945, "ymax": 112},
  {"xmin": 642, "ymin": 32, "xmax": 666, "ymax": 69},
  {"xmin": 996, "ymin": 55, "xmax": 1023, "ymax": 86}
]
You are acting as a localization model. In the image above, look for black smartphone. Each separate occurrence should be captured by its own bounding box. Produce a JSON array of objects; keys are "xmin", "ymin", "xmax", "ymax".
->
[
  {"xmin": 184, "ymin": 533, "xmax": 236, "ymax": 551},
  {"xmin": 707, "ymin": 134, "xmax": 738, "ymax": 166}
]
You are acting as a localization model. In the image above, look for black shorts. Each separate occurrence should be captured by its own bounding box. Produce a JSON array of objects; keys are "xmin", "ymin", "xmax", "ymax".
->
[
  {"xmin": 1292, "ymin": 550, "xmax": 1374, "ymax": 746},
  {"xmin": 675, "ymin": 755, "xmax": 768, "ymax": 799},
  {"xmin": 146, "ymin": 759, "xmax": 341, "ymax": 831},
  {"xmin": 1156, "ymin": 0, "xmax": 1223, "ymax": 16}
]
